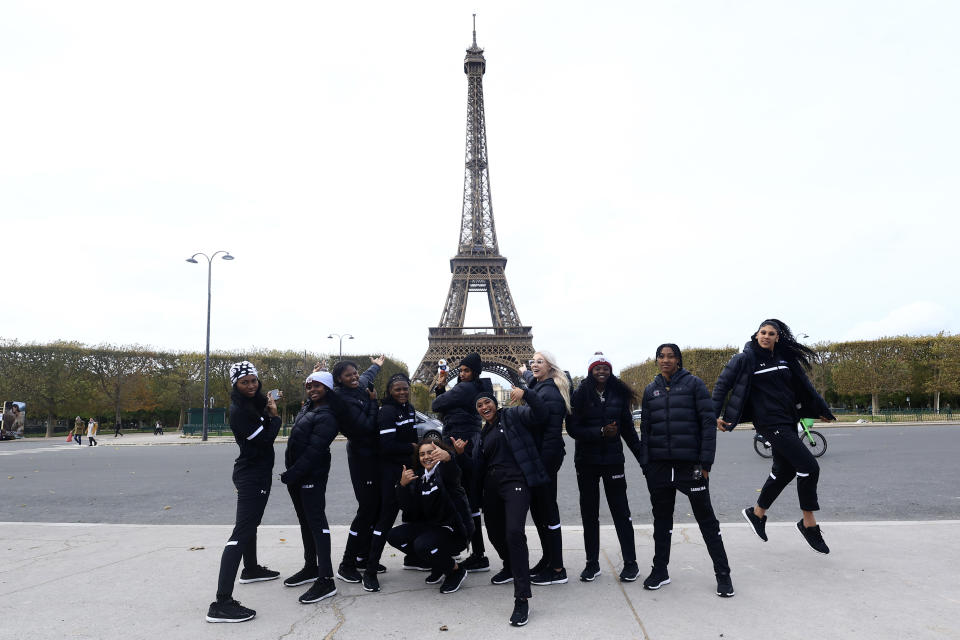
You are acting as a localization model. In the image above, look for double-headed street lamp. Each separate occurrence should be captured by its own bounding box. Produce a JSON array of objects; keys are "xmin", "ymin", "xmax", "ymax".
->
[
  {"xmin": 186, "ymin": 250, "xmax": 234, "ymax": 441},
  {"xmin": 328, "ymin": 333, "xmax": 354, "ymax": 361}
]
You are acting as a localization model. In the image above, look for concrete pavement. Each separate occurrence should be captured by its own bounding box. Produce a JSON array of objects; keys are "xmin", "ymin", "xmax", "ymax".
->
[{"xmin": 2, "ymin": 520, "xmax": 959, "ymax": 640}]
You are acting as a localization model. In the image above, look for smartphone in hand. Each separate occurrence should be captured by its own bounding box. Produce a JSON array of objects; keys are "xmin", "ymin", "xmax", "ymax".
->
[{"xmin": 268, "ymin": 389, "xmax": 280, "ymax": 401}]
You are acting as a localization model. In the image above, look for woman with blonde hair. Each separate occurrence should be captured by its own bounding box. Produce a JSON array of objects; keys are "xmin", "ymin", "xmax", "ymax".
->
[{"xmin": 519, "ymin": 350, "xmax": 570, "ymax": 585}]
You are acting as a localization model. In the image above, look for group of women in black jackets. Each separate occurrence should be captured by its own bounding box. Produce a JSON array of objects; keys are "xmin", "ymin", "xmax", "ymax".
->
[{"xmin": 206, "ymin": 318, "xmax": 834, "ymax": 628}]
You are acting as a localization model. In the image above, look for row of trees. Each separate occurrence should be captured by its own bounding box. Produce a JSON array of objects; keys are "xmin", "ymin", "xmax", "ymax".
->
[
  {"xmin": 0, "ymin": 340, "xmax": 408, "ymax": 437},
  {"xmin": 619, "ymin": 333, "xmax": 960, "ymax": 414}
]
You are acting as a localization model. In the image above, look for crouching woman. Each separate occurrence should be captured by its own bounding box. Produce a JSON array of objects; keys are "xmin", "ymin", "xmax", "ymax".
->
[{"xmin": 387, "ymin": 438, "xmax": 475, "ymax": 594}]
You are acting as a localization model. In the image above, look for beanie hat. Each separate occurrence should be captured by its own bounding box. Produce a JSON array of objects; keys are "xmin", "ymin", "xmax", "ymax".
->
[
  {"xmin": 387, "ymin": 372, "xmax": 411, "ymax": 391},
  {"xmin": 474, "ymin": 390, "xmax": 499, "ymax": 408},
  {"xmin": 305, "ymin": 371, "xmax": 334, "ymax": 390},
  {"xmin": 460, "ymin": 353, "xmax": 483, "ymax": 377},
  {"xmin": 230, "ymin": 361, "xmax": 259, "ymax": 385},
  {"xmin": 587, "ymin": 351, "xmax": 612, "ymax": 374}
]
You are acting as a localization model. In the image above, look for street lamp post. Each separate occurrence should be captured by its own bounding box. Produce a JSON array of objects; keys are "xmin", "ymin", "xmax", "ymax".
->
[
  {"xmin": 327, "ymin": 333, "xmax": 354, "ymax": 362},
  {"xmin": 186, "ymin": 251, "xmax": 234, "ymax": 441}
]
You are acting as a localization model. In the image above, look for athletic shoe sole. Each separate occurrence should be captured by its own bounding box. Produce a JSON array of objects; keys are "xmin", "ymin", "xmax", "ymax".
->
[
  {"xmin": 335, "ymin": 571, "xmax": 361, "ymax": 584},
  {"xmin": 491, "ymin": 576, "xmax": 514, "ymax": 585},
  {"xmin": 238, "ymin": 575, "xmax": 279, "ymax": 584},
  {"xmin": 619, "ymin": 574, "xmax": 639, "ymax": 583},
  {"xmin": 797, "ymin": 521, "xmax": 830, "ymax": 554},
  {"xmin": 717, "ymin": 589, "xmax": 736, "ymax": 598},
  {"xmin": 465, "ymin": 566, "xmax": 490, "ymax": 573},
  {"xmin": 742, "ymin": 508, "xmax": 768, "ymax": 541},
  {"xmin": 402, "ymin": 566, "xmax": 432, "ymax": 572},
  {"xmin": 206, "ymin": 614, "xmax": 255, "ymax": 623},
  {"xmin": 531, "ymin": 577, "xmax": 568, "ymax": 585},
  {"xmin": 580, "ymin": 570, "xmax": 601, "ymax": 582},
  {"xmin": 643, "ymin": 577, "xmax": 671, "ymax": 590},
  {"xmin": 299, "ymin": 588, "xmax": 337, "ymax": 604},
  {"xmin": 284, "ymin": 577, "xmax": 317, "ymax": 587},
  {"xmin": 510, "ymin": 616, "xmax": 528, "ymax": 627}
]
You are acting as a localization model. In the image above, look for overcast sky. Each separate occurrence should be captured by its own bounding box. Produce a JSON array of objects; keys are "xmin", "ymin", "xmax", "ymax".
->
[{"xmin": 3, "ymin": 1, "xmax": 958, "ymax": 382}]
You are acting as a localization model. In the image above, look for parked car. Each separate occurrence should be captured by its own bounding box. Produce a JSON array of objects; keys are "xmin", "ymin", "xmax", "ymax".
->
[{"xmin": 414, "ymin": 411, "xmax": 443, "ymax": 441}]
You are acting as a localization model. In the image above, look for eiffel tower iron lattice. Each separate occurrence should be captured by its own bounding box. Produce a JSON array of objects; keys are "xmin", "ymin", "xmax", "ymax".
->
[{"xmin": 413, "ymin": 21, "xmax": 533, "ymax": 387}]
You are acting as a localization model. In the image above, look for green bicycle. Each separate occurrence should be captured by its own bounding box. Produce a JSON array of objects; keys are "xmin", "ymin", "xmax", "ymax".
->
[{"xmin": 753, "ymin": 418, "xmax": 827, "ymax": 459}]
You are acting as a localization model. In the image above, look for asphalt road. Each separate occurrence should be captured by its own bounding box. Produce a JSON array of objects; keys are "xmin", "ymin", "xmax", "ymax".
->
[{"xmin": 3, "ymin": 426, "xmax": 959, "ymax": 525}]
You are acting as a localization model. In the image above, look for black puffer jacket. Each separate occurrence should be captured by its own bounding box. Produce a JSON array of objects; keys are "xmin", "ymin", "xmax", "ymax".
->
[
  {"xmin": 521, "ymin": 370, "xmax": 567, "ymax": 473},
  {"xmin": 377, "ymin": 397, "xmax": 418, "ymax": 465},
  {"xmin": 712, "ymin": 342, "xmax": 834, "ymax": 429},
  {"xmin": 282, "ymin": 402, "xmax": 338, "ymax": 486},
  {"xmin": 334, "ymin": 364, "xmax": 381, "ymax": 457},
  {"xmin": 396, "ymin": 459, "xmax": 475, "ymax": 541},
  {"xmin": 431, "ymin": 377, "xmax": 494, "ymax": 436},
  {"xmin": 567, "ymin": 378, "xmax": 642, "ymax": 467},
  {"xmin": 478, "ymin": 388, "xmax": 550, "ymax": 488},
  {"xmin": 638, "ymin": 368, "xmax": 717, "ymax": 470},
  {"xmin": 229, "ymin": 390, "xmax": 282, "ymax": 474}
]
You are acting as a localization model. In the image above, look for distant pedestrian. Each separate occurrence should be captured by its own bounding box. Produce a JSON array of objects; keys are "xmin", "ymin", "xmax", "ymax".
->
[
  {"xmin": 73, "ymin": 416, "xmax": 84, "ymax": 446},
  {"xmin": 714, "ymin": 319, "xmax": 836, "ymax": 554},
  {"xmin": 86, "ymin": 417, "xmax": 98, "ymax": 446},
  {"xmin": 638, "ymin": 344, "xmax": 733, "ymax": 597},
  {"xmin": 280, "ymin": 371, "xmax": 340, "ymax": 605},
  {"xmin": 154, "ymin": 421, "xmax": 163, "ymax": 436},
  {"xmin": 567, "ymin": 352, "xmax": 644, "ymax": 584},
  {"xmin": 206, "ymin": 361, "xmax": 282, "ymax": 624},
  {"xmin": 114, "ymin": 420, "xmax": 123, "ymax": 437}
]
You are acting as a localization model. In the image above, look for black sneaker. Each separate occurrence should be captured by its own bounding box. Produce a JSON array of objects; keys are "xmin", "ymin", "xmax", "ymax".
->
[
  {"xmin": 579, "ymin": 561, "xmax": 601, "ymax": 582},
  {"xmin": 299, "ymin": 578, "xmax": 337, "ymax": 604},
  {"xmin": 284, "ymin": 567, "xmax": 318, "ymax": 587},
  {"xmin": 239, "ymin": 565, "xmax": 280, "ymax": 584},
  {"xmin": 619, "ymin": 561, "xmax": 640, "ymax": 583},
  {"xmin": 490, "ymin": 567, "xmax": 514, "ymax": 585},
  {"xmin": 716, "ymin": 573, "xmax": 735, "ymax": 598},
  {"xmin": 460, "ymin": 553, "xmax": 490, "ymax": 573},
  {"xmin": 531, "ymin": 567, "xmax": 568, "ymax": 585},
  {"xmin": 336, "ymin": 563, "xmax": 362, "ymax": 583},
  {"xmin": 361, "ymin": 571, "xmax": 380, "ymax": 592},
  {"xmin": 425, "ymin": 568, "xmax": 445, "ymax": 585},
  {"xmin": 642, "ymin": 566, "xmax": 671, "ymax": 590},
  {"xmin": 440, "ymin": 565, "xmax": 467, "ymax": 594},
  {"xmin": 509, "ymin": 598, "xmax": 529, "ymax": 627},
  {"xmin": 528, "ymin": 556, "xmax": 548, "ymax": 577},
  {"xmin": 402, "ymin": 556, "xmax": 432, "ymax": 571},
  {"xmin": 797, "ymin": 520, "xmax": 830, "ymax": 554},
  {"xmin": 376, "ymin": 563, "xmax": 387, "ymax": 574},
  {"xmin": 742, "ymin": 507, "xmax": 768, "ymax": 542},
  {"xmin": 206, "ymin": 599, "xmax": 255, "ymax": 623}
]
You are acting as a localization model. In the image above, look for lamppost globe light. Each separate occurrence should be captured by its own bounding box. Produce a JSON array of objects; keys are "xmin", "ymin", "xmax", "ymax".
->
[
  {"xmin": 186, "ymin": 258, "xmax": 198, "ymax": 264},
  {"xmin": 222, "ymin": 254, "xmax": 234, "ymax": 261}
]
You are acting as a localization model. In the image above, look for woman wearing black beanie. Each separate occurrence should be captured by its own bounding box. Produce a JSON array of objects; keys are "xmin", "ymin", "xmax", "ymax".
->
[
  {"xmin": 206, "ymin": 361, "xmax": 282, "ymax": 623},
  {"xmin": 431, "ymin": 352, "xmax": 494, "ymax": 572},
  {"xmin": 567, "ymin": 352, "xmax": 644, "ymax": 584}
]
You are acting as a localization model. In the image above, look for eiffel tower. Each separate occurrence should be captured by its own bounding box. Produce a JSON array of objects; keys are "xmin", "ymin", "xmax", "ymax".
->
[{"xmin": 413, "ymin": 19, "xmax": 533, "ymax": 386}]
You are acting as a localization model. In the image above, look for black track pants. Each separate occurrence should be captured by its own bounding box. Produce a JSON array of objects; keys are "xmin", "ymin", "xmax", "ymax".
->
[
  {"xmin": 287, "ymin": 475, "xmax": 333, "ymax": 579},
  {"xmin": 366, "ymin": 462, "xmax": 403, "ymax": 573},
  {"xmin": 387, "ymin": 523, "xmax": 466, "ymax": 574},
  {"xmin": 450, "ymin": 432, "xmax": 485, "ymax": 556},
  {"xmin": 529, "ymin": 471, "xmax": 563, "ymax": 569},
  {"xmin": 576, "ymin": 464, "xmax": 635, "ymax": 564},
  {"xmin": 216, "ymin": 470, "xmax": 271, "ymax": 600},
  {"xmin": 756, "ymin": 425, "xmax": 820, "ymax": 512},
  {"xmin": 644, "ymin": 461, "xmax": 730, "ymax": 575},
  {"xmin": 343, "ymin": 454, "xmax": 380, "ymax": 566},
  {"xmin": 483, "ymin": 471, "xmax": 532, "ymax": 598}
]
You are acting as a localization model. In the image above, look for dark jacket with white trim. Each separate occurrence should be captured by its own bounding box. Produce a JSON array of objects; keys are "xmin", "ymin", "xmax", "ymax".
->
[
  {"xmin": 638, "ymin": 368, "xmax": 717, "ymax": 470},
  {"xmin": 478, "ymin": 388, "xmax": 550, "ymax": 488},
  {"xmin": 377, "ymin": 397, "xmax": 418, "ymax": 465},
  {"xmin": 334, "ymin": 363, "xmax": 381, "ymax": 458},
  {"xmin": 229, "ymin": 391, "xmax": 282, "ymax": 474},
  {"xmin": 395, "ymin": 459, "xmax": 475, "ymax": 541},
  {"xmin": 282, "ymin": 402, "xmax": 338, "ymax": 485},
  {"xmin": 712, "ymin": 342, "xmax": 835, "ymax": 429}
]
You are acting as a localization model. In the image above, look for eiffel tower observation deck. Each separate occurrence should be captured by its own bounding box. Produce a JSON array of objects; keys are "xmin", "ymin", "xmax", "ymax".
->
[{"xmin": 413, "ymin": 19, "xmax": 534, "ymax": 386}]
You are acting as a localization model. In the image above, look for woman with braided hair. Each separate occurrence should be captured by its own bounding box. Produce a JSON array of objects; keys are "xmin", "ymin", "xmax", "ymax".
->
[
  {"xmin": 206, "ymin": 361, "xmax": 282, "ymax": 624},
  {"xmin": 713, "ymin": 319, "xmax": 835, "ymax": 554}
]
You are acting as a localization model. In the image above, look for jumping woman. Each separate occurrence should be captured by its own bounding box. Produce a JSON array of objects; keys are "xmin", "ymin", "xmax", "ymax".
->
[
  {"xmin": 206, "ymin": 361, "xmax": 281, "ymax": 623},
  {"xmin": 713, "ymin": 319, "xmax": 835, "ymax": 554}
]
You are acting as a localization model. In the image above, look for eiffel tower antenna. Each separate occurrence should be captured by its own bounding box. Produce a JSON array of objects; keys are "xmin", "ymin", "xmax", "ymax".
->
[{"xmin": 413, "ymin": 19, "xmax": 534, "ymax": 386}]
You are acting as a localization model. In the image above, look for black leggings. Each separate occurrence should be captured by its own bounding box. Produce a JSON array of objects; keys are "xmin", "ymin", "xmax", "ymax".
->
[
  {"xmin": 448, "ymin": 432, "xmax": 485, "ymax": 556},
  {"xmin": 343, "ymin": 454, "xmax": 380, "ymax": 566},
  {"xmin": 576, "ymin": 463, "xmax": 635, "ymax": 564},
  {"xmin": 645, "ymin": 461, "xmax": 729, "ymax": 575},
  {"xmin": 288, "ymin": 475, "xmax": 333, "ymax": 579},
  {"xmin": 216, "ymin": 470, "xmax": 271, "ymax": 600},
  {"xmin": 365, "ymin": 462, "xmax": 403, "ymax": 573},
  {"xmin": 483, "ymin": 470, "xmax": 532, "ymax": 599},
  {"xmin": 529, "ymin": 471, "xmax": 563, "ymax": 569},
  {"xmin": 387, "ymin": 522, "xmax": 466, "ymax": 574},
  {"xmin": 757, "ymin": 425, "xmax": 820, "ymax": 512}
]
